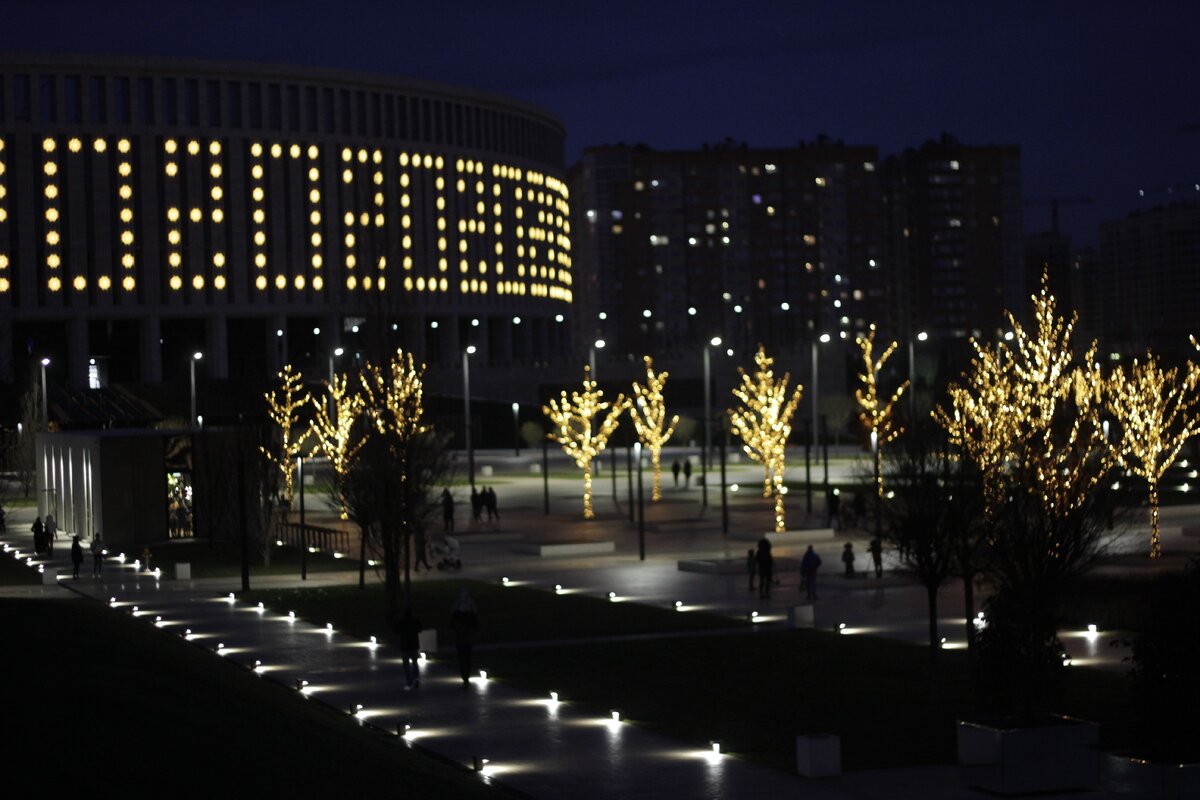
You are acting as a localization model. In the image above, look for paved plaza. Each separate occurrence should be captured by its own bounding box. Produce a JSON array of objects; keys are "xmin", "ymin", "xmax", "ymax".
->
[{"xmin": 4, "ymin": 447, "xmax": 1197, "ymax": 797}]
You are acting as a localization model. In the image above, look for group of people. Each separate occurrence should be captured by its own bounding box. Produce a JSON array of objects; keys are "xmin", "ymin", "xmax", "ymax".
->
[
  {"xmin": 670, "ymin": 459, "xmax": 694, "ymax": 488},
  {"xmin": 825, "ymin": 488, "xmax": 869, "ymax": 531},
  {"xmin": 747, "ymin": 537, "xmax": 884, "ymax": 602},
  {"xmin": 30, "ymin": 514, "xmax": 58, "ymax": 555},
  {"xmin": 439, "ymin": 486, "xmax": 502, "ymax": 532},
  {"xmin": 840, "ymin": 539, "xmax": 885, "ymax": 579},
  {"xmin": 393, "ymin": 588, "xmax": 481, "ymax": 691}
]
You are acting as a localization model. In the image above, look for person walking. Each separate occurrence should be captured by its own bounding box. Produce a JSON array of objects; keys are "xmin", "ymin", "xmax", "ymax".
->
[
  {"xmin": 413, "ymin": 525, "xmax": 432, "ymax": 572},
  {"xmin": 45, "ymin": 513, "xmax": 57, "ymax": 555},
  {"xmin": 91, "ymin": 535, "xmax": 104, "ymax": 577},
  {"xmin": 451, "ymin": 589, "xmax": 481, "ymax": 689},
  {"xmin": 842, "ymin": 542, "xmax": 856, "ymax": 577},
  {"xmin": 868, "ymin": 537, "xmax": 884, "ymax": 578},
  {"xmin": 31, "ymin": 516, "xmax": 44, "ymax": 555},
  {"xmin": 800, "ymin": 545, "xmax": 822, "ymax": 602},
  {"xmin": 826, "ymin": 488, "xmax": 841, "ymax": 530},
  {"xmin": 755, "ymin": 538, "xmax": 774, "ymax": 599},
  {"xmin": 682, "ymin": 459, "xmax": 692, "ymax": 489},
  {"xmin": 70, "ymin": 535, "xmax": 84, "ymax": 579},
  {"xmin": 484, "ymin": 487, "xmax": 499, "ymax": 522},
  {"xmin": 441, "ymin": 488, "xmax": 455, "ymax": 532},
  {"xmin": 395, "ymin": 608, "xmax": 424, "ymax": 690},
  {"xmin": 672, "ymin": 460, "xmax": 682, "ymax": 488},
  {"xmin": 745, "ymin": 548, "xmax": 757, "ymax": 592},
  {"xmin": 470, "ymin": 487, "xmax": 483, "ymax": 523}
]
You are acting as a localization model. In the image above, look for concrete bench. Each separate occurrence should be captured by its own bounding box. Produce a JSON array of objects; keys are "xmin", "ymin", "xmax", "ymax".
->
[
  {"xmin": 797, "ymin": 734, "xmax": 841, "ymax": 777},
  {"xmin": 513, "ymin": 541, "xmax": 615, "ymax": 557},
  {"xmin": 174, "ymin": 562, "xmax": 191, "ymax": 580},
  {"xmin": 787, "ymin": 605, "xmax": 815, "ymax": 629},
  {"xmin": 677, "ymin": 557, "xmax": 800, "ymax": 574}
]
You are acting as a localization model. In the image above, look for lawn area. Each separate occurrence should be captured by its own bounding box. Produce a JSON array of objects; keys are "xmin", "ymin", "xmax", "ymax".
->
[
  {"xmin": 246, "ymin": 580, "xmax": 1137, "ymax": 773},
  {"xmin": 1, "ymin": 597, "xmax": 517, "ymax": 796},
  {"xmin": 143, "ymin": 539, "xmax": 353, "ymax": 579},
  {"xmin": 0, "ymin": 550, "xmax": 41, "ymax": 585}
]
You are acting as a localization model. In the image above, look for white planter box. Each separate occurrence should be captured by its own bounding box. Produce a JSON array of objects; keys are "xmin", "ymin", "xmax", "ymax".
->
[
  {"xmin": 788, "ymin": 605, "xmax": 815, "ymax": 629},
  {"xmin": 796, "ymin": 733, "xmax": 840, "ymax": 777},
  {"xmin": 174, "ymin": 562, "xmax": 191, "ymax": 580},
  {"xmin": 1106, "ymin": 753, "xmax": 1200, "ymax": 798},
  {"xmin": 42, "ymin": 569, "xmax": 60, "ymax": 585},
  {"xmin": 418, "ymin": 629, "xmax": 438, "ymax": 654},
  {"xmin": 958, "ymin": 715, "xmax": 1099, "ymax": 794},
  {"xmin": 480, "ymin": 465, "xmax": 494, "ymax": 477}
]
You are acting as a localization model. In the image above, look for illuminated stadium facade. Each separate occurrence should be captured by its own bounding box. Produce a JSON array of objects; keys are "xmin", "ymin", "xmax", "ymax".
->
[{"xmin": 0, "ymin": 56, "xmax": 572, "ymax": 394}]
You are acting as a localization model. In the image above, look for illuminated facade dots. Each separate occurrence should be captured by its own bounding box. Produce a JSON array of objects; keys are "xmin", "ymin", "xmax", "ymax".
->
[{"xmin": 192, "ymin": 275, "xmax": 204, "ymax": 289}]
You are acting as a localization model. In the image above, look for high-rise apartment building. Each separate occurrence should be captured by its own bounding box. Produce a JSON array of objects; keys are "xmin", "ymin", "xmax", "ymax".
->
[{"xmin": 881, "ymin": 134, "xmax": 1023, "ymax": 341}]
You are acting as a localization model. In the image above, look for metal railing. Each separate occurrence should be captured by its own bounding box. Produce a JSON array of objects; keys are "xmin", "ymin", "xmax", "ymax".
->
[{"xmin": 275, "ymin": 521, "xmax": 352, "ymax": 556}]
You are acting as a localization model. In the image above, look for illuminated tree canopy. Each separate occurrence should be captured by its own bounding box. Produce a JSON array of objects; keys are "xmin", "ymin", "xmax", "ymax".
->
[
  {"xmin": 630, "ymin": 356, "xmax": 679, "ymax": 501},
  {"xmin": 1105, "ymin": 353, "xmax": 1200, "ymax": 557},
  {"xmin": 309, "ymin": 372, "xmax": 368, "ymax": 520},
  {"xmin": 856, "ymin": 325, "xmax": 909, "ymax": 500},
  {"xmin": 544, "ymin": 366, "xmax": 631, "ymax": 519},
  {"xmin": 728, "ymin": 346, "xmax": 803, "ymax": 533},
  {"xmin": 261, "ymin": 364, "xmax": 311, "ymax": 505}
]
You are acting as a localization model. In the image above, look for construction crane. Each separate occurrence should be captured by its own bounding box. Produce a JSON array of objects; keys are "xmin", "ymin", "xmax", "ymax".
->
[{"xmin": 1024, "ymin": 196, "xmax": 1092, "ymax": 234}]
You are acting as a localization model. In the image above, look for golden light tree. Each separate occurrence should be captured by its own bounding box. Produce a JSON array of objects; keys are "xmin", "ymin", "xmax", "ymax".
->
[
  {"xmin": 856, "ymin": 325, "xmax": 909, "ymax": 501},
  {"xmin": 728, "ymin": 346, "xmax": 803, "ymax": 533},
  {"xmin": 630, "ymin": 356, "xmax": 679, "ymax": 501},
  {"xmin": 309, "ymin": 373, "xmax": 369, "ymax": 519},
  {"xmin": 1105, "ymin": 354, "xmax": 1200, "ymax": 557},
  {"xmin": 361, "ymin": 349, "xmax": 425, "ymax": 440},
  {"xmin": 544, "ymin": 366, "xmax": 631, "ymax": 519},
  {"xmin": 261, "ymin": 364, "xmax": 311, "ymax": 505}
]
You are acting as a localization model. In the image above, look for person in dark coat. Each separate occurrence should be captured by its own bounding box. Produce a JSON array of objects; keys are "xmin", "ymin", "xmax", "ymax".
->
[
  {"xmin": 868, "ymin": 537, "xmax": 884, "ymax": 578},
  {"xmin": 484, "ymin": 487, "xmax": 499, "ymax": 522},
  {"xmin": 70, "ymin": 536, "xmax": 84, "ymax": 579},
  {"xmin": 755, "ymin": 538, "xmax": 774, "ymax": 599},
  {"xmin": 91, "ymin": 535, "xmax": 104, "ymax": 577},
  {"xmin": 441, "ymin": 489, "xmax": 455, "ymax": 532},
  {"xmin": 413, "ymin": 525, "xmax": 432, "ymax": 572},
  {"xmin": 395, "ymin": 608, "xmax": 424, "ymax": 689},
  {"xmin": 800, "ymin": 545, "xmax": 822, "ymax": 602},
  {"xmin": 470, "ymin": 487, "xmax": 483, "ymax": 523},
  {"xmin": 671, "ymin": 460, "xmax": 682, "ymax": 488},
  {"xmin": 31, "ymin": 516, "xmax": 44, "ymax": 554},
  {"xmin": 682, "ymin": 459, "xmax": 693, "ymax": 488},
  {"xmin": 842, "ymin": 542, "xmax": 856, "ymax": 577},
  {"xmin": 45, "ymin": 514, "xmax": 57, "ymax": 555},
  {"xmin": 451, "ymin": 590, "xmax": 481, "ymax": 689},
  {"xmin": 826, "ymin": 488, "xmax": 841, "ymax": 530}
]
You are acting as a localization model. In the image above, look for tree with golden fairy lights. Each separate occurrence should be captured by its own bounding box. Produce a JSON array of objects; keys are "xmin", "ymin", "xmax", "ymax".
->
[
  {"xmin": 855, "ymin": 325, "xmax": 909, "ymax": 504},
  {"xmin": 309, "ymin": 372, "xmax": 369, "ymax": 520},
  {"xmin": 544, "ymin": 366, "xmax": 631, "ymax": 519},
  {"xmin": 728, "ymin": 346, "xmax": 803, "ymax": 533},
  {"xmin": 630, "ymin": 356, "xmax": 680, "ymax": 501},
  {"xmin": 261, "ymin": 364, "xmax": 311, "ymax": 506},
  {"xmin": 934, "ymin": 275, "xmax": 1114, "ymax": 705},
  {"xmin": 1105, "ymin": 353, "xmax": 1200, "ymax": 558}
]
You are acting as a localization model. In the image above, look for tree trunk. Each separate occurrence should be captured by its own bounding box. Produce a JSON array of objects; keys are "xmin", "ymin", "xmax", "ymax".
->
[
  {"xmin": 358, "ymin": 522, "xmax": 367, "ymax": 589},
  {"xmin": 963, "ymin": 570, "xmax": 977, "ymax": 655},
  {"xmin": 583, "ymin": 464, "xmax": 594, "ymax": 519},
  {"xmin": 651, "ymin": 449, "xmax": 662, "ymax": 501},
  {"xmin": 1148, "ymin": 476, "xmax": 1161, "ymax": 558},
  {"xmin": 926, "ymin": 583, "xmax": 940, "ymax": 663}
]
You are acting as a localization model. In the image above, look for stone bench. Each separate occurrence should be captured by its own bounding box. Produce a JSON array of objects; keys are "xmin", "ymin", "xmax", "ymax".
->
[
  {"xmin": 677, "ymin": 557, "xmax": 800, "ymax": 574},
  {"xmin": 513, "ymin": 541, "xmax": 615, "ymax": 557}
]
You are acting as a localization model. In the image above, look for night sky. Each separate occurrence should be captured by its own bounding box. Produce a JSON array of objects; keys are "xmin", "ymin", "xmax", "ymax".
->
[{"xmin": 3, "ymin": 1, "xmax": 1197, "ymax": 245}]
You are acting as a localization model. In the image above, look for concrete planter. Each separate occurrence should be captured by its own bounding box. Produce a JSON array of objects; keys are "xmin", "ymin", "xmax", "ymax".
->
[
  {"xmin": 957, "ymin": 715, "xmax": 1099, "ymax": 794},
  {"xmin": 1106, "ymin": 753, "xmax": 1200, "ymax": 798}
]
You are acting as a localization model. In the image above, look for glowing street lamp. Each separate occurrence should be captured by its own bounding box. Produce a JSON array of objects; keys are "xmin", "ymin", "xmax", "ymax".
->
[
  {"xmin": 463, "ymin": 345, "xmax": 477, "ymax": 488},
  {"xmin": 703, "ymin": 337, "xmax": 723, "ymax": 509},
  {"xmin": 589, "ymin": 338, "xmax": 605, "ymax": 379},
  {"xmin": 190, "ymin": 352, "xmax": 203, "ymax": 427},
  {"xmin": 40, "ymin": 358, "xmax": 51, "ymax": 429}
]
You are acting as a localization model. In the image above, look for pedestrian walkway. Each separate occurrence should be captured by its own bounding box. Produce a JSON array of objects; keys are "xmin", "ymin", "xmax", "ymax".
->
[{"xmin": 0, "ymin": 500, "xmax": 1156, "ymax": 798}]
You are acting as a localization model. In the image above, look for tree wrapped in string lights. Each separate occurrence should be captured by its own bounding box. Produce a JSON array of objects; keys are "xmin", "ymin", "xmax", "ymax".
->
[
  {"xmin": 1105, "ymin": 353, "xmax": 1200, "ymax": 558},
  {"xmin": 544, "ymin": 366, "xmax": 631, "ymax": 519},
  {"xmin": 261, "ymin": 364, "xmax": 310, "ymax": 506},
  {"xmin": 728, "ymin": 346, "xmax": 803, "ymax": 533},
  {"xmin": 934, "ymin": 275, "xmax": 1113, "ymax": 707},
  {"xmin": 309, "ymin": 373, "xmax": 369, "ymax": 520},
  {"xmin": 630, "ymin": 356, "xmax": 679, "ymax": 501},
  {"xmin": 855, "ymin": 325, "xmax": 909, "ymax": 503}
]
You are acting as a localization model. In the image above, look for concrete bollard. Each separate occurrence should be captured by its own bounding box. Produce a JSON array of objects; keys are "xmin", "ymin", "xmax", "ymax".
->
[
  {"xmin": 175, "ymin": 562, "xmax": 191, "ymax": 580},
  {"xmin": 787, "ymin": 605, "xmax": 815, "ymax": 629},
  {"xmin": 418, "ymin": 629, "xmax": 438, "ymax": 654}
]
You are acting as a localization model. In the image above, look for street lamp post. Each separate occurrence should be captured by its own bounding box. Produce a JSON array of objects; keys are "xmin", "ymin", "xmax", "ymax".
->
[
  {"xmin": 908, "ymin": 331, "xmax": 927, "ymax": 419},
  {"xmin": 327, "ymin": 347, "xmax": 344, "ymax": 417},
  {"xmin": 512, "ymin": 402, "xmax": 520, "ymax": 456},
  {"xmin": 703, "ymin": 337, "xmax": 721, "ymax": 510},
  {"xmin": 39, "ymin": 358, "xmax": 50, "ymax": 429},
  {"xmin": 808, "ymin": 334, "xmax": 829, "ymax": 515},
  {"xmin": 190, "ymin": 352, "xmax": 203, "ymax": 428},
  {"xmin": 589, "ymin": 339, "xmax": 605, "ymax": 379},
  {"xmin": 635, "ymin": 442, "xmax": 645, "ymax": 560},
  {"xmin": 463, "ymin": 345, "xmax": 476, "ymax": 489}
]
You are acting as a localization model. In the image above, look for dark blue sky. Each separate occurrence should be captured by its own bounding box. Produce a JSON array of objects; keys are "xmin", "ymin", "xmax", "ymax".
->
[{"xmin": 4, "ymin": 1, "xmax": 1197, "ymax": 245}]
